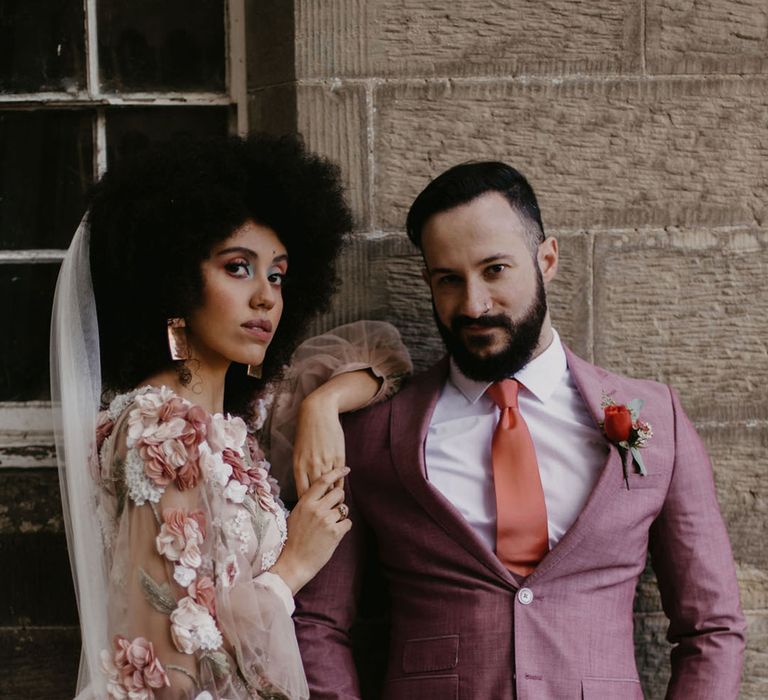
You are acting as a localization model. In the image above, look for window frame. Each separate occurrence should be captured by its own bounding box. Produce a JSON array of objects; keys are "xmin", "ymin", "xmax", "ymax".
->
[{"xmin": 0, "ymin": 0, "xmax": 247, "ymax": 468}]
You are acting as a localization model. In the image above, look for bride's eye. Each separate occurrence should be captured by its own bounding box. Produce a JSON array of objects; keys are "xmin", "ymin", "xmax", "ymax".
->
[
  {"xmin": 267, "ymin": 268, "xmax": 286, "ymax": 286},
  {"xmin": 225, "ymin": 259, "xmax": 253, "ymax": 278}
]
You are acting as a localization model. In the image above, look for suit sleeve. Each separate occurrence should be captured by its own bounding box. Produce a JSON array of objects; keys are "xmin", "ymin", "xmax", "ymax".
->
[
  {"xmin": 293, "ymin": 472, "xmax": 367, "ymax": 699},
  {"xmin": 648, "ymin": 386, "xmax": 746, "ymax": 699}
]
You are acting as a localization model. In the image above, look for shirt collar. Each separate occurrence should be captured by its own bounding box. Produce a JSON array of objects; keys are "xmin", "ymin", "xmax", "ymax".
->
[{"xmin": 448, "ymin": 329, "xmax": 567, "ymax": 405}]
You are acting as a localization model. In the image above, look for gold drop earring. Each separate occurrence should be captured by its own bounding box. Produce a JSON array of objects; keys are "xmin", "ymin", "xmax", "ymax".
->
[{"xmin": 167, "ymin": 318, "xmax": 190, "ymax": 360}]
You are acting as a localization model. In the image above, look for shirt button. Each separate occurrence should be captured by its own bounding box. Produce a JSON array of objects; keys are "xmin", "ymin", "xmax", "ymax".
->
[{"xmin": 517, "ymin": 587, "xmax": 534, "ymax": 605}]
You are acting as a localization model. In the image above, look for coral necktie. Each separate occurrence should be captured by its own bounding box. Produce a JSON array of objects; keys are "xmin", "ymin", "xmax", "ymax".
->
[{"xmin": 486, "ymin": 379, "xmax": 549, "ymax": 576}]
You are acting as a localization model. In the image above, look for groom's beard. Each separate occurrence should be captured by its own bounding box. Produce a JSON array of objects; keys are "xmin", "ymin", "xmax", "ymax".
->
[{"xmin": 434, "ymin": 269, "xmax": 548, "ymax": 383}]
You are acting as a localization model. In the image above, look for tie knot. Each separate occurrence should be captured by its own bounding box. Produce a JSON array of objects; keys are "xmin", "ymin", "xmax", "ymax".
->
[{"xmin": 486, "ymin": 379, "xmax": 519, "ymax": 410}]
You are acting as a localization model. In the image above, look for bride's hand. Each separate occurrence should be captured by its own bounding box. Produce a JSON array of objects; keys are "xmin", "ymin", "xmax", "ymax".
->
[
  {"xmin": 292, "ymin": 369, "xmax": 380, "ymax": 497},
  {"xmin": 293, "ymin": 391, "xmax": 346, "ymax": 498},
  {"xmin": 270, "ymin": 466, "xmax": 352, "ymax": 593}
]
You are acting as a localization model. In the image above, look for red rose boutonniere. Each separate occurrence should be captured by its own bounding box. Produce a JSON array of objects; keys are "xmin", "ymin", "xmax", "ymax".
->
[{"xmin": 600, "ymin": 395, "xmax": 653, "ymax": 489}]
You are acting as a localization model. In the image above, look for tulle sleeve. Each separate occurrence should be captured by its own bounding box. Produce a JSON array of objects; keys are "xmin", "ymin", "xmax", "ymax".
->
[
  {"xmin": 96, "ymin": 393, "xmax": 207, "ymax": 699},
  {"xmin": 268, "ymin": 320, "xmax": 412, "ymax": 493}
]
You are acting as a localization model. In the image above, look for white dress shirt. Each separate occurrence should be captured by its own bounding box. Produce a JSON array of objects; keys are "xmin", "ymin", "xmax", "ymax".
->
[{"xmin": 425, "ymin": 330, "xmax": 608, "ymax": 551}]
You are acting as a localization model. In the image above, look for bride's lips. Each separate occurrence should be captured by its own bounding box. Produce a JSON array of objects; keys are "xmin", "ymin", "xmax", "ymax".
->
[{"xmin": 241, "ymin": 319, "xmax": 273, "ymax": 341}]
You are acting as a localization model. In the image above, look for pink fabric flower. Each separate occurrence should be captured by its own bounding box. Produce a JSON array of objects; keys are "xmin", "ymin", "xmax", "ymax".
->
[
  {"xmin": 188, "ymin": 575, "xmax": 217, "ymax": 618},
  {"xmin": 175, "ymin": 457, "xmax": 201, "ymax": 491},
  {"xmin": 207, "ymin": 413, "xmax": 247, "ymax": 453},
  {"xmin": 186, "ymin": 404, "xmax": 210, "ymax": 436},
  {"xmin": 241, "ymin": 460, "xmax": 280, "ymax": 514},
  {"xmin": 223, "ymin": 447, "xmax": 279, "ymax": 512},
  {"xmin": 156, "ymin": 509, "xmax": 206, "ymax": 569},
  {"xmin": 222, "ymin": 448, "xmax": 257, "ymax": 486},
  {"xmin": 128, "ymin": 392, "xmax": 207, "ymax": 491},
  {"xmin": 127, "ymin": 388, "xmax": 176, "ymax": 443},
  {"xmin": 157, "ymin": 396, "xmax": 188, "ymax": 423},
  {"xmin": 105, "ymin": 636, "xmax": 169, "ymax": 699},
  {"xmin": 170, "ymin": 597, "xmax": 222, "ymax": 654},
  {"xmin": 199, "ymin": 443, "xmax": 232, "ymax": 486},
  {"xmin": 138, "ymin": 441, "xmax": 176, "ymax": 486}
]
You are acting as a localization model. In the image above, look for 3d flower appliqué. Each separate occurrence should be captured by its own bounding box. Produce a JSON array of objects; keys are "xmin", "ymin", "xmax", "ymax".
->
[{"xmin": 600, "ymin": 395, "xmax": 653, "ymax": 489}]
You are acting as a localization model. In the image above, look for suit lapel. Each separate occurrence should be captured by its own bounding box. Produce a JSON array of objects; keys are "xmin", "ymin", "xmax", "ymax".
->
[
  {"xmin": 390, "ymin": 358, "xmax": 518, "ymax": 588},
  {"xmin": 527, "ymin": 347, "xmax": 625, "ymax": 581}
]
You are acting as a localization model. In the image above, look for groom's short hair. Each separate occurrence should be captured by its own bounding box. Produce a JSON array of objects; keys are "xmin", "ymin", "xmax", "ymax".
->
[{"xmin": 406, "ymin": 161, "xmax": 545, "ymax": 254}]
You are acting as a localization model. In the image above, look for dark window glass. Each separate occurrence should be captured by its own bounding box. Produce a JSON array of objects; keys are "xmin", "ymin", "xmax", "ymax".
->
[
  {"xmin": 0, "ymin": 0, "xmax": 86, "ymax": 93},
  {"xmin": 0, "ymin": 263, "xmax": 60, "ymax": 400},
  {"xmin": 0, "ymin": 110, "xmax": 93, "ymax": 249},
  {"xmin": 98, "ymin": 0, "xmax": 225, "ymax": 91},
  {"xmin": 106, "ymin": 106, "xmax": 230, "ymax": 167}
]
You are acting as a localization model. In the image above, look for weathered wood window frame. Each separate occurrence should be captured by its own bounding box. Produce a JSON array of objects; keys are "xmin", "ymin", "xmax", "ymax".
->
[{"xmin": 0, "ymin": 0, "xmax": 247, "ymax": 469}]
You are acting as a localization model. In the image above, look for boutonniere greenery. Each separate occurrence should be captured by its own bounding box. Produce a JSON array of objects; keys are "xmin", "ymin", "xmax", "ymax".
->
[{"xmin": 600, "ymin": 395, "xmax": 653, "ymax": 489}]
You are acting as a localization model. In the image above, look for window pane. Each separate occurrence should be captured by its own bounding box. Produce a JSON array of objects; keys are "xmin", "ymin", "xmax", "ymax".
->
[
  {"xmin": 106, "ymin": 107, "xmax": 230, "ymax": 167},
  {"xmin": 0, "ymin": 110, "xmax": 93, "ymax": 249},
  {"xmin": 0, "ymin": 264, "xmax": 60, "ymax": 401},
  {"xmin": 0, "ymin": 0, "xmax": 86, "ymax": 92},
  {"xmin": 98, "ymin": 0, "xmax": 225, "ymax": 91}
]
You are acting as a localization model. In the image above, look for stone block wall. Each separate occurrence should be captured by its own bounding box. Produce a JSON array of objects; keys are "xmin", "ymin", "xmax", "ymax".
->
[{"xmin": 250, "ymin": 1, "xmax": 767, "ymax": 697}]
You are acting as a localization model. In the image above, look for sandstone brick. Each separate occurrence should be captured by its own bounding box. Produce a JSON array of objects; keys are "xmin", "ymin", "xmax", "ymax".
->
[
  {"xmin": 310, "ymin": 231, "xmax": 591, "ymax": 370},
  {"xmin": 296, "ymin": 0, "xmax": 641, "ymax": 78},
  {"xmin": 592, "ymin": 228, "xmax": 768, "ymax": 422},
  {"xmin": 548, "ymin": 232, "xmax": 592, "ymax": 360},
  {"xmin": 296, "ymin": 83, "xmax": 369, "ymax": 229},
  {"xmin": 647, "ymin": 0, "xmax": 768, "ymax": 75},
  {"xmin": 741, "ymin": 611, "xmax": 768, "ymax": 698},
  {"xmin": 734, "ymin": 563, "xmax": 768, "ymax": 613},
  {"xmin": 374, "ymin": 78, "xmax": 768, "ymax": 232},
  {"xmin": 295, "ymin": 0, "xmax": 372, "ymax": 77},
  {"xmin": 307, "ymin": 234, "xmax": 443, "ymax": 370},
  {"xmin": 700, "ymin": 423, "xmax": 768, "ymax": 574}
]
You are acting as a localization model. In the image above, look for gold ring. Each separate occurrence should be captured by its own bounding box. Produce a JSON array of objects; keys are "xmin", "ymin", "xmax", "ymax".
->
[{"xmin": 337, "ymin": 503, "xmax": 349, "ymax": 520}]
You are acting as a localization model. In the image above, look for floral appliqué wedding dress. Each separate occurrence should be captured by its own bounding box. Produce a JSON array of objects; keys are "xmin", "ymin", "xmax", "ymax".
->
[{"xmin": 88, "ymin": 321, "xmax": 411, "ymax": 700}]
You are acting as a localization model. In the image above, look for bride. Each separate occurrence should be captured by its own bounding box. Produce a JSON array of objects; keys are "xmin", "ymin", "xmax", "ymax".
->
[{"xmin": 51, "ymin": 134, "xmax": 410, "ymax": 699}]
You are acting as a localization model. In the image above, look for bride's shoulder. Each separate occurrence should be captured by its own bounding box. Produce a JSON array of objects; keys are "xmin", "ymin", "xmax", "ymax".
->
[{"xmin": 95, "ymin": 386, "xmax": 214, "ymax": 501}]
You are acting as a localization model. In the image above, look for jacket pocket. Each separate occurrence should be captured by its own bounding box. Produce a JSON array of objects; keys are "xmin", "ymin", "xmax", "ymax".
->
[
  {"xmin": 621, "ymin": 472, "xmax": 666, "ymax": 490},
  {"xmin": 402, "ymin": 634, "xmax": 459, "ymax": 673},
  {"xmin": 582, "ymin": 677, "xmax": 644, "ymax": 699},
  {"xmin": 385, "ymin": 674, "xmax": 459, "ymax": 700}
]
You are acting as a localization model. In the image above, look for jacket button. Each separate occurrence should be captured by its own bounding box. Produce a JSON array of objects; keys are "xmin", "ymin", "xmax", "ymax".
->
[{"xmin": 517, "ymin": 587, "xmax": 534, "ymax": 605}]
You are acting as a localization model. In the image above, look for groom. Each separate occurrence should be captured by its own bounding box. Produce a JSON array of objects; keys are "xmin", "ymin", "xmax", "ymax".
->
[{"xmin": 294, "ymin": 162, "xmax": 746, "ymax": 699}]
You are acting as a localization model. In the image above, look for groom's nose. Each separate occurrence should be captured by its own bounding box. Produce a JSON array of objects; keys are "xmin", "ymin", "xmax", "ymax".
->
[{"xmin": 459, "ymin": 279, "xmax": 491, "ymax": 318}]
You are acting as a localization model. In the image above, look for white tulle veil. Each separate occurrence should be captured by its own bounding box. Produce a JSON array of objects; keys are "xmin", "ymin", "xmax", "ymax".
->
[{"xmin": 50, "ymin": 215, "xmax": 108, "ymax": 699}]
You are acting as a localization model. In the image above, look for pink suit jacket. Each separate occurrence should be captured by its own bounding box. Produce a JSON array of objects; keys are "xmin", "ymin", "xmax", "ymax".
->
[{"xmin": 294, "ymin": 349, "xmax": 745, "ymax": 699}]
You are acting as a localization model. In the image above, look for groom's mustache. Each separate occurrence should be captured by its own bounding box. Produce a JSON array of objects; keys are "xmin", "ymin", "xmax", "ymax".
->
[{"xmin": 451, "ymin": 314, "xmax": 512, "ymax": 333}]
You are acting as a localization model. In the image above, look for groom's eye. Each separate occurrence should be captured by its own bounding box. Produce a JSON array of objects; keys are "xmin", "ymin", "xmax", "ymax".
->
[
  {"xmin": 436, "ymin": 274, "xmax": 462, "ymax": 286},
  {"xmin": 485, "ymin": 264, "xmax": 507, "ymax": 278}
]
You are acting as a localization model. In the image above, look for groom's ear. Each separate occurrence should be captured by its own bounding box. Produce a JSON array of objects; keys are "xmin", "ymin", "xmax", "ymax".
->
[{"xmin": 537, "ymin": 236, "xmax": 559, "ymax": 285}]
